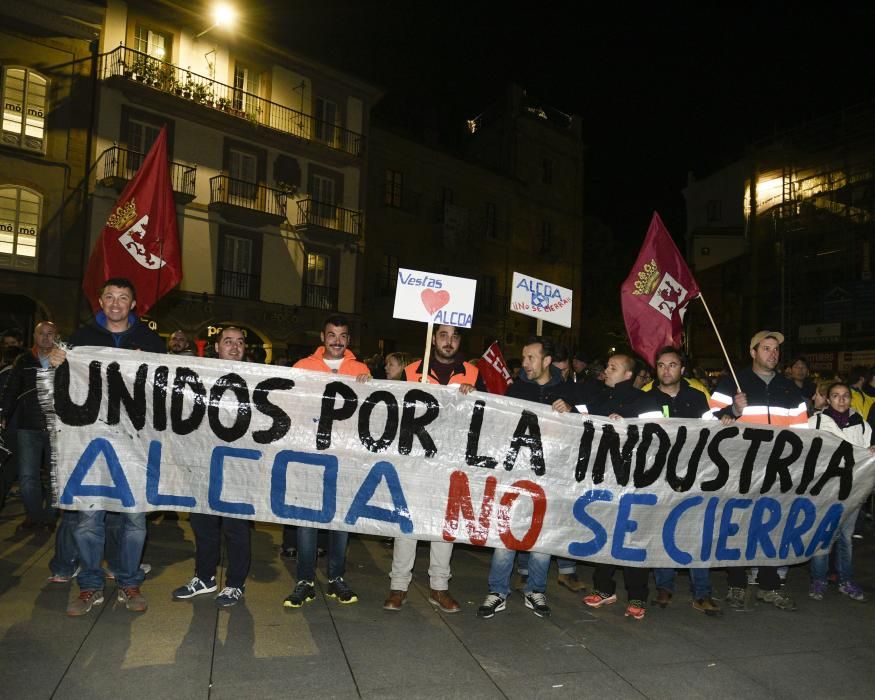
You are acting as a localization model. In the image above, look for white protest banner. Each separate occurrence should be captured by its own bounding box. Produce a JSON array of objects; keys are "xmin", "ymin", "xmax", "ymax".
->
[
  {"xmin": 42, "ymin": 348, "xmax": 875, "ymax": 568},
  {"xmin": 510, "ymin": 271, "xmax": 573, "ymax": 328},
  {"xmin": 392, "ymin": 268, "xmax": 477, "ymax": 329}
]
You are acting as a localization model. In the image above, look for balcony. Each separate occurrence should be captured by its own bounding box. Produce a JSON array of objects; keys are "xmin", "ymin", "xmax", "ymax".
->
[
  {"xmin": 217, "ymin": 269, "xmax": 260, "ymax": 300},
  {"xmin": 100, "ymin": 45, "xmax": 364, "ymax": 158},
  {"xmin": 96, "ymin": 146, "xmax": 196, "ymax": 203},
  {"xmin": 209, "ymin": 175, "xmax": 287, "ymax": 227},
  {"xmin": 294, "ymin": 198, "xmax": 362, "ymax": 243},
  {"xmin": 302, "ymin": 283, "xmax": 338, "ymax": 310}
]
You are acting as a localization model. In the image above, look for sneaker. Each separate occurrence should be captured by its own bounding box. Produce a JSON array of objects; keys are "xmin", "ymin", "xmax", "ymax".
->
[
  {"xmin": 757, "ymin": 587, "xmax": 797, "ymax": 611},
  {"xmin": 172, "ymin": 576, "xmax": 217, "ymax": 600},
  {"xmin": 383, "ymin": 589, "xmax": 407, "ymax": 611},
  {"xmin": 582, "ymin": 591, "xmax": 617, "ymax": 608},
  {"xmin": 67, "ymin": 589, "xmax": 104, "ymax": 616},
  {"xmin": 216, "ymin": 586, "xmax": 244, "ymax": 607},
  {"xmin": 625, "ymin": 599, "xmax": 646, "ymax": 620},
  {"xmin": 724, "ymin": 587, "xmax": 746, "ymax": 610},
  {"xmin": 105, "ymin": 563, "xmax": 152, "ymax": 581},
  {"xmin": 557, "ymin": 572, "xmax": 587, "ymax": 592},
  {"xmin": 477, "ymin": 593, "xmax": 507, "ymax": 619},
  {"xmin": 284, "ymin": 580, "xmax": 316, "ymax": 608},
  {"xmin": 429, "ymin": 588, "xmax": 461, "ymax": 613},
  {"xmin": 117, "ymin": 586, "xmax": 147, "ymax": 612},
  {"xmin": 279, "ymin": 546, "xmax": 297, "ymax": 560},
  {"xmin": 48, "ymin": 565, "xmax": 81, "ymax": 584},
  {"xmin": 839, "ymin": 580, "xmax": 866, "ymax": 601},
  {"xmin": 692, "ymin": 597, "xmax": 722, "ymax": 616},
  {"xmin": 809, "ymin": 579, "xmax": 828, "ymax": 601},
  {"xmin": 524, "ymin": 591, "xmax": 551, "ymax": 618},
  {"xmin": 327, "ymin": 577, "xmax": 358, "ymax": 604}
]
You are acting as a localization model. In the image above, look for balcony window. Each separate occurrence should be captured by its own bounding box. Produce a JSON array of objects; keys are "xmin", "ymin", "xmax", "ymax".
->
[
  {"xmin": 134, "ymin": 26, "xmax": 168, "ymax": 60},
  {"xmin": 303, "ymin": 252, "xmax": 337, "ymax": 309},
  {"xmin": 315, "ymin": 97, "xmax": 338, "ymax": 146},
  {"xmin": 228, "ymin": 148, "xmax": 257, "ymax": 199},
  {"xmin": 380, "ymin": 254, "xmax": 399, "ymax": 295},
  {"xmin": 385, "ymin": 169, "xmax": 403, "ymax": 208},
  {"xmin": 218, "ymin": 233, "xmax": 258, "ymax": 299},
  {"xmin": 1, "ymin": 67, "xmax": 48, "ymax": 153},
  {"xmin": 0, "ymin": 186, "xmax": 41, "ymax": 272}
]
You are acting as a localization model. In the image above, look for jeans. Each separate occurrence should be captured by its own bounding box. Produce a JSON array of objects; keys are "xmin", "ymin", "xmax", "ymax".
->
[
  {"xmin": 811, "ymin": 508, "xmax": 859, "ymax": 582},
  {"xmin": 16, "ymin": 429, "xmax": 51, "ymax": 522},
  {"xmin": 49, "ymin": 510, "xmax": 79, "ymax": 577},
  {"xmin": 517, "ymin": 551, "xmax": 577, "ymax": 576},
  {"xmin": 653, "ymin": 567, "xmax": 712, "ymax": 598},
  {"xmin": 488, "ymin": 548, "xmax": 550, "ymax": 596},
  {"xmin": 75, "ymin": 510, "xmax": 146, "ymax": 590},
  {"xmin": 389, "ymin": 538, "xmax": 453, "ymax": 590},
  {"xmin": 190, "ymin": 513, "xmax": 251, "ymax": 589},
  {"xmin": 296, "ymin": 527, "xmax": 348, "ymax": 582}
]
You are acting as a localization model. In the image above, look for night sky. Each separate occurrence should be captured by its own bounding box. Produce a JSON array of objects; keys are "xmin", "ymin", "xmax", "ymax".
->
[{"xmin": 255, "ymin": 1, "xmax": 875, "ymax": 251}]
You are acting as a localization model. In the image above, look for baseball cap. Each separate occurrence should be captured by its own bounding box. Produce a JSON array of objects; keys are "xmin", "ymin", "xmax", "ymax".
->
[{"xmin": 750, "ymin": 330, "xmax": 785, "ymax": 350}]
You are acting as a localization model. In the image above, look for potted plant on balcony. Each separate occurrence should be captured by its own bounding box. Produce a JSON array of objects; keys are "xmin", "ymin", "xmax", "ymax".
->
[
  {"xmin": 217, "ymin": 96, "xmax": 231, "ymax": 112},
  {"xmin": 192, "ymin": 82, "xmax": 212, "ymax": 105}
]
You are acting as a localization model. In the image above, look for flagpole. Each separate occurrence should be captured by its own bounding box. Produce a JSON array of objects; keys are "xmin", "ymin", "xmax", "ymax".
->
[
  {"xmin": 697, "ymin": 294, "xmax": 740, "ymax": 392},
  {"xmin": 420, "ymin": 322, "xmax": 434, "ymax": 383}
]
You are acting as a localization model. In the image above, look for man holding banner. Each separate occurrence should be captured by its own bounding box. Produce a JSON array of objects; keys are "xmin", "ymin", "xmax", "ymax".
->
[
  {"xmin": 385, "ymin": 325, "xmax": 479, "ymax": 614},
  {"xmin": 710, "ymin": 330, "xmax": 807, "ymax": 612},
  {"xmin": 49, "ymin": 277, "xmax": 164, "ymax": 616},
  {"xmin": 284, "ymin": 315, "xmax": 370, "ymax": 609},
  {"xmin": 478, "ymin": 336, "xmax": 575, "ymax": 619},
  {"xmin": 172, "ymin": 327, "xmax": 252, "ymax": 608}
]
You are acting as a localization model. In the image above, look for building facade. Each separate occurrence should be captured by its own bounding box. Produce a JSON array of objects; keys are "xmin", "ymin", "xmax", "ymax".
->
[
  {"xmin": 363, "ymin": 86, "xmax": 584, "ymax": 362},
  {"xmin": 684, "ymin": 104, "xmax": 875, "ymax": 373},
  {"xmin": 2, "ymin": 0, "xmax": 380, "ymax": 362}
]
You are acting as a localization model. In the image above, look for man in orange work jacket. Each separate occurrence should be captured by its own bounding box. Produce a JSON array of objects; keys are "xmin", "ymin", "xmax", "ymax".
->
[
  {"xmin": 283, "ymin": 314, "xmax": 370, "ymax": 610},
  {"xmin": 383, "ymin": 325, "xmax": 483, "ymax": 614},
  {"xmin": 710, "ymin": 330, "xmax": 807, "ymax": 613}
]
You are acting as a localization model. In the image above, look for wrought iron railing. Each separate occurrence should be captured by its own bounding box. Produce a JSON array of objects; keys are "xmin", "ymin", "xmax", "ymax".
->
[
  {"xmin": 100, "ymin": 45, "xmax": 363, "ymax": 157},
  {"xmin": 302, "ymin": 283, "xmax": 338, "ymax": 310},
  {"xmin": 97, "ymin": 146, "xmax": 196, "ymax": 197},
  {"xmin": 210, "ymin": 175, "xmax": 288, "ymax": 218},
  {"xmin": 217, "ymin": 269, "xmax": 260, "ymax": 300},
  {"xmin": 295, "ymin": 198, "xmax": 362, "ymax": 237}
]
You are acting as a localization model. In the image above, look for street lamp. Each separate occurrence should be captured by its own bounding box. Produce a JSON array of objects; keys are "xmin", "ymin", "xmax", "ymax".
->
[{"xmin": 196, "ymin": 3, "xmax": 237, "ymax": 38}]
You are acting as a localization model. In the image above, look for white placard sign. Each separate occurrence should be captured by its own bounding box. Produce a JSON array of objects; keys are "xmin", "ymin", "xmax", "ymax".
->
[
  {"xmin": 392, "ymin": 268, "xmax": 477, "ymax": 328},
  {"xmin": 510, "ymin": 271, "xmax": 573, "ymax": 328}
]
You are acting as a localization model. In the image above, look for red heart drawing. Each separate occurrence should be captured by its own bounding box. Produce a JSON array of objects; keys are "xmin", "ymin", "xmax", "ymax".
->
[{"xmin": 421, "ymin": 289, "xmax": 450, "ymax": 315}]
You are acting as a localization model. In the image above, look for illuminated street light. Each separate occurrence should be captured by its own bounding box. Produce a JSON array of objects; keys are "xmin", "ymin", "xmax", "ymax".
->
[{"xmin": 196, "ymin": 3, "xmax": 237, "ymax": 38}]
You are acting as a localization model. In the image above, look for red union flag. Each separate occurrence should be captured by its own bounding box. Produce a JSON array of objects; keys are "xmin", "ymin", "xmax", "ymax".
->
[
  {"xmin": 621, "ymin": 212, "xmax": 700, "ymax": 365},
  {"xmin": 479, "ymin": 341, "xmax": 512, "ymax": 395},
  {"xmin": 82, "ymin": 126, "xmax": 182, "ymax": 314}
]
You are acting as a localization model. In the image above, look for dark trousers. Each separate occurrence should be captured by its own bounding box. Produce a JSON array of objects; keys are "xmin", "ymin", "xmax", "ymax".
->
[
  {"xmin": 727, "ymin": 565, "xmax": 781, "ymax": 591},
  {"xmin": 190, "ymin": 513, "xmax": 251, "ymax": 589},
  {"xmin": 592, "ymin": 564, "xmax": 649, "ymax": 601}
]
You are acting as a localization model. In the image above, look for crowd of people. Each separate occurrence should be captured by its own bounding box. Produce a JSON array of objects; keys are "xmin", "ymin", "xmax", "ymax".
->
[{"xmin": 1, "ymin": 276, "xmax": 872, "ymax": 622}]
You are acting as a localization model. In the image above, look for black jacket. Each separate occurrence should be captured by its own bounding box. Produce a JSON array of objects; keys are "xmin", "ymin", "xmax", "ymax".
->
[
  {"xmin": 69, "ymin": 314, "xmax": 165, "ymax": 353},
  {"xmin": 643, "ymin": 379, "xmax": 711, "ymax": 419},
  {"xmin": 588, "ymin": 379, "xmax": 648, "ymax": 418},
  {"xmin": 0, "ymin": 351, "xmax": 48, "ymax": 430},
  {"xmin": 713, "ymin": 366, "xmax": 804, "ymax": 421},
  {"xmin": 506, "ymin": 366, "xmax": 578, "ymax": 406}
]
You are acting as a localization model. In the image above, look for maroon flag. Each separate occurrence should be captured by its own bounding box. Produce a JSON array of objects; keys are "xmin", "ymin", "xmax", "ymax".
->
[
  {"xmin": 479, "ymin": 341, "xmax": 513, "ymax": 395},
  {"xmin": 621, "ymin": 212, "xmax": 700, "ymax": 365},
  {"xmin": 82, "ymin": 126, "xmax": 182, "ymax": 314}
]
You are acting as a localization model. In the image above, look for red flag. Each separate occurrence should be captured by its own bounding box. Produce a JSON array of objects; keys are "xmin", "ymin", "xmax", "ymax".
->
[
  {"xmin": 479, "ymin": 341, "xmax": 512, "ymax": 395},
  {"xmin": 621, "ymin": 212, "xmax": 700, "ymax": 365},
  {"xmin": 83, "ymin": 126, "xmax": 182, "ymax": 315}
]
